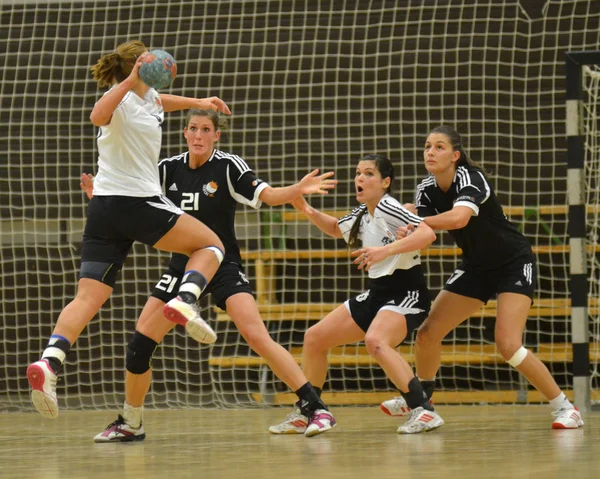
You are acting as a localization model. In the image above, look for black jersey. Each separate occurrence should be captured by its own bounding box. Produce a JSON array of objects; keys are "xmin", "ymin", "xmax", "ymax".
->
[
  {"xmin": 415, "ymin": 164, "xmax": 531, "ymax": 271},
  {"xmin": 158, "ymin": 149, "xmax": 269, "ymax": 272}
]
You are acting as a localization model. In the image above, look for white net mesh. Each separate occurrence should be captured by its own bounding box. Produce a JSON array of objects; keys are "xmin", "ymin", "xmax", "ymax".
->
[
  {"xmin": 582, "ymin": 65, "xmax": 600, "ymax": 404},
  {"xmin": 1, "ymin": 1, "xmax": 600, "ymax": 411}
]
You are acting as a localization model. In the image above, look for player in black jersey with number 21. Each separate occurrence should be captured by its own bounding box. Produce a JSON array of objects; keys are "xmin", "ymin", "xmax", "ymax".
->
[
  {"xmin": 379, "ymin": 125, "xmax": 583, "ymax": 431},
  {"xmin": 89, "ymin": 109, "xmax": 339, "ymax": 442}
]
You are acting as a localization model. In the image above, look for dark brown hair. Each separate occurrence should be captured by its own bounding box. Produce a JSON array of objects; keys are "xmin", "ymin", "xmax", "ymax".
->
[
  {"xmin": 347, "ymin": 154, "xmax": 394, "ymax": 248},
  {"xmin": 428, "ymin": 125, "xmax": 484, "ymax": 171}
]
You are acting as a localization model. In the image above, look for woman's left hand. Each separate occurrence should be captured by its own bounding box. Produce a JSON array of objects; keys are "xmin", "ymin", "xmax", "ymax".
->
[
  {"xmin": 298, "ymin": 168, "xmax": 338, "ymax": 195},
  {"xmin": 351, "ymin": 246, "xmax": 388, "ymax": 271},
  {"xmin": 192, "ymin": 96, "xmax": 232, "ymax": 115},
  {"xmin": 80, "ymin": 173, "xmax": 94, "ymax": 200}
]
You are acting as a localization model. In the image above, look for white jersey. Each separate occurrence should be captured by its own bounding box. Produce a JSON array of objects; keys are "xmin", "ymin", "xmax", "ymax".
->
[
  {"xmin": 93, "ymin": 87, "xmax": 164, "ymax": 197},
  {"xmin": 338, "ymin": 194, "xmax": 424, "ymax": 279}
]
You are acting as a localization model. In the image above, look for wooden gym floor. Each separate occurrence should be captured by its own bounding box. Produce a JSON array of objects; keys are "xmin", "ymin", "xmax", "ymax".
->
[{"xmin": 1, "ymin": 406, "xmax": 597, "ymax": 479}]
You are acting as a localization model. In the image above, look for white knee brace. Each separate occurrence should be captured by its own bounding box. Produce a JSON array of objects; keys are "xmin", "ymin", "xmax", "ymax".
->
[
  {"xmin": 205, "ymin": 245, "xmax": 224, "ymax": 264},
  {"xmin": 507, "ymin": 346, "xmax": 528, "ymax": 367}
]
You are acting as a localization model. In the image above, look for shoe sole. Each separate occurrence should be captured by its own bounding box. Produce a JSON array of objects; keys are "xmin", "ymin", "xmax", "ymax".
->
[
  {"xmin": 163, "ymin": 303, "xmax": 189, "ymax": 327},
  {"xmin": 27, "ymin": 364, "xmax": 58, "ymax": 419},
  {"xmin": 163, "ymin": 303, "xmax": 217, "ymax": 344},
  {"xmin": 268, "ymin": 428, "xmax": 306, "ymax": 435},
  {"xmin": 94, "ymin": 433, "xmax": 147, "ymax": 443},
  {"xmin": 186, "ymin": 319, "xmax": 217, "ymax": 344},
  {"xmin": 552, "ymin": 422, "xmax": 584, "ymax": 429},
  {"xmin": 304, "ymin": 421, "xmax": 337, "ymax": 438},
  {"xmin": 397, "ymin": 420, "xmax": 444, "ymax": 435}
]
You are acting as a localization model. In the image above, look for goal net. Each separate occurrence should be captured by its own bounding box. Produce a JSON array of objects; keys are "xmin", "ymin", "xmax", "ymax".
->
[
  {"xmin": 2, "ymin": 1, "xmax": 600, "ymax": 411},
  {"xmin": 582, "ymin": 64, "xmax": 600, "ymax": 404}
]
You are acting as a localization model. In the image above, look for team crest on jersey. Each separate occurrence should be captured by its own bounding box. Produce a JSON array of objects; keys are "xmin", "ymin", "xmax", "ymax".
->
[{"xmin": 203, "ymin": 181, "xmax": 218, "ymax": 197}]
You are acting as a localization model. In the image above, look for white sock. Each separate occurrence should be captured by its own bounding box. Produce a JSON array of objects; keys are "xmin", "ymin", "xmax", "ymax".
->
[
  {"xmin": 123, "ymin": 402, "xmax": 143, "ymax": 428},
  {"xmin": 549, "ymin": 392, "xmax": 572, "ymax": 411}
]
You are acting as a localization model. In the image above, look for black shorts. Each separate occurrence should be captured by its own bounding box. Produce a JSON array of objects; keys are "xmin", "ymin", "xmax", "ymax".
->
[
  {"xmin": 346, "ymin": 284, "xmax": 430, "ymax": 341},
  {"xmin": 443, "ymin": 255, "xmax": 537, "ymax": 303},
  {"xmin": 152, "ymin": 261, "xmax": 254, "ymax": 310},
  {"xmin": 80, "ymin": 195, "xmax": 182, "ymax": 286}
]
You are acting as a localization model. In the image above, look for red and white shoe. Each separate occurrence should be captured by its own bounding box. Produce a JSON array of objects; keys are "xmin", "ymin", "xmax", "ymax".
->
[
  {"xmin": 380, "ymin": 396, "xmax": 434, "ymax": 417},
  {"xmin": 268, "ymin": 408, "xmax": 308, "ymax": 434},
  {"xmin": 397, "ymin": 407, "xmax": 444, "ymax": 434},
  {"xmin": 380, "ymin": 396, "xmax": 411, "ymax": 416},
  {"xmin": 163, "ymin": 296, "xmax": 217, "ymax": 344},
  {"xmin": 26, "ymin": 359, "xmax": 59, "ymax": 419},
  {"xmin": 305, "ymin": 409, "xmax": 336, "ymax": 437},
  {"xmin": 94, "ymin": 415, "xmax": 146, "ymax": 443},
  {"xmin": 552, "ymin": 406, "xmax": 584, "ymax": 429}
]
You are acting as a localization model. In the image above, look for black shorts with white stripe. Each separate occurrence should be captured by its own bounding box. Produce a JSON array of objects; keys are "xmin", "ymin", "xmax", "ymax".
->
[
  {"xmin": 346, "ymin": 283, "xmax": 430, "ymax": 339},
  {"xmin": 80, "ymin": 195, "xmax": 182, "ymax": 286},
  {"xmin": 151, "ymin": 261, "xmax": 254, "ymax": 310},
  {"xmin": 443, "ymin": 254, "xmax": 537, "ymax": 303}
]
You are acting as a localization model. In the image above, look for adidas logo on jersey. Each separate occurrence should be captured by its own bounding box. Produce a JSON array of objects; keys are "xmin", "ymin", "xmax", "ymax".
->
[
  {"xmin": 169, "ymin": 183, "xmax": 178, "ymax": 191},
  {"xmin": 515, "ymin": 280, "xmax": 522, "ymax": 286}
]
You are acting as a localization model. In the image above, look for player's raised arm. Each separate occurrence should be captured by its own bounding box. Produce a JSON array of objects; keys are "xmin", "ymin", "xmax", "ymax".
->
[{"xmin": 259, "ymin": 169, "xmax": 338, "ymax": 206}]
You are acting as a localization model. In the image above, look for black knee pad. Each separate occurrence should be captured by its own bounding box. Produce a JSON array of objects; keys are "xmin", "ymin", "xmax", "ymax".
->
[
  {"xmin": 126, "ymin": 331, "xmax": 159, "ymax": 374},
  {"xmin": 80, "ymin": 261, "xmax": 121, "ymax": 287}
]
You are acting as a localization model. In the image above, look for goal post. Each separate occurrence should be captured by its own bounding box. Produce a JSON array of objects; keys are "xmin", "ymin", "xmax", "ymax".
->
[{"xmin": 566, "ymin": 50, "xmax": 600, "ymax": 412}]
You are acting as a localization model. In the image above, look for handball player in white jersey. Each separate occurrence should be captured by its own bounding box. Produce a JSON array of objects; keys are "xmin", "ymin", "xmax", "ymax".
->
[
  {"xmin": 26, "ymin": 40, "xmax": 231, "ymax": 420},
  {"xmin": 380, "ymin": 126, "xmax": 583, "ymax": 431},
  {"xmin": 270, "ymin": 154, "xmax": 444, "ymax": 435},
  {"xmin": 86, "ymin": 109, "xmax": 339, "ymax": 441}
]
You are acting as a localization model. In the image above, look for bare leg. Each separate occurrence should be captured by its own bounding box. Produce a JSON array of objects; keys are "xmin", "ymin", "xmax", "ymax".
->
[
  {"xmin": 364, "ymin": 310, "xmax": 413, "ymax": 391},
  {"xmin": 494, "ymin": 292, "xmax": 561, "ymax": 400},
  {"xmin": 415, "ymin": 290, "xmax": 483, "ymax": 380},
  {"xmin": 226, "ymin": 293, "xmax": 307, "ymax": 390},
  {"xmin": 51, "ymin": 278, "xmax": 113, "ymax": 344},
  {"xmin": 302, "ymin": 304, "xmax": 365, "ymax": 388},
  {"xmin": 124, "ymin": 297, "xmax": 175, "ymax": 407}
]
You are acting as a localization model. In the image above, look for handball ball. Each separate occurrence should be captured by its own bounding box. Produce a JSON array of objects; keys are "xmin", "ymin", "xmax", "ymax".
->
[{"xmin": 139, "ymin": 49, "xmax": 177, "ymax": 89}]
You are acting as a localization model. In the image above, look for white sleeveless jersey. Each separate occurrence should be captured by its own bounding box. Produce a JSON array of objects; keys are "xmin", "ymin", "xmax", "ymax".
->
[
  {"xmin": 93, "ymin": 87, "xmax": 164, "ymax": 197},
  {"xmin": 337, "ymin": 194, "xmax": 424, "ymax": 279}
]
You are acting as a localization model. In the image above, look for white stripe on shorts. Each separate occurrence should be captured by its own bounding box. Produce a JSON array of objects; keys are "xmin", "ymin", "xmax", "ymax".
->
[{"xmin": 147, "ymin": 195, "xmax": 184, "ymax": 215}]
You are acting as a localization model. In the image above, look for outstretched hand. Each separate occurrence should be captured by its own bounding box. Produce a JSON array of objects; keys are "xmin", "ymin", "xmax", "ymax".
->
[
  {"xmin": 80, "ymin": 173, "xmax": 94, "ymax": 200},
  {"xmin": 298, "ymin": 169, "xmax": 338, "ymax": 195},
  {"xmin": 351, "ymin": 246, "xmax": 388, "ymax": 271},
  {"xmin": 193, "ymin": 96, "xmax": 232, "ymax": 115}
]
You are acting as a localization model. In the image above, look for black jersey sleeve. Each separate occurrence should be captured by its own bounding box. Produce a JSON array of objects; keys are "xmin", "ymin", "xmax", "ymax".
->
[
  {"xmin": 454, "ymin": 166, "xmax": 491, "ymax": 215},
  {"xmin": 222, "ymin": 152, "xmax": 270, "ymax": 209},
  {"xmin": 415, "ymin": 177, "xmax": 437, "ymax": 217},
  {"xmin": 158, "ymin": 154, "xmax": 183, "ymax": 194}
]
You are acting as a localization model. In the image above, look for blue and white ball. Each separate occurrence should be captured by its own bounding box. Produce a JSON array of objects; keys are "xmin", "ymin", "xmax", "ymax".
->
[{"xmin": 139, "ymin": 49, "xmax": 177, "ymax": 89}]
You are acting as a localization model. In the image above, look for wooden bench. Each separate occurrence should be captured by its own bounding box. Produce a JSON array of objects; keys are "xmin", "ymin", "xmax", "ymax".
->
[
  {"xmin": 214, "ymin": 298, "xmax": 600, "ymax": 322},
  {"xmin": 208, "ymin": 342, "xmax": 600, "ymax": 368},
  {"xmin": 210, "ymin": 342, "xmax": 598, "ymax": 405},
  {"xmin": 240, "ymin": 247, "xmax": 600, "ymax": 303}
]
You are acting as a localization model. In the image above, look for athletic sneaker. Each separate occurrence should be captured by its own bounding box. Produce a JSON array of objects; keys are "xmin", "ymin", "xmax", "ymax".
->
[
  {"xmin": 552, "ymin": 406, "xmax": 584, "ymax": 429},
  {"xmin": 380, "ymin": 396, "xmax": 434, "ymax": 417},
  {"xmin": 380, "ymin": 396, "xmax": 411, "ymax": 416},
  {"xmin": 305, "ymin": 409, "xmax": 337, "ymax": 437},
  {"xmin": 268, "ymin": 408, "xmax": 308, "ymax": 434},
  {"xmin": 397, "ymin": 407, "xmax": 444, "ymax": 434},
  {"xmin": 26, "ymin": 359, "xmax": 58, "ymax": 419},
  {"xmin": 163, "ymin": 296, "xmax": 217, "ymax": 344},
  {"xmin": 94, "ymin": 415, "xmax": 146, "ymax": 443}
]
